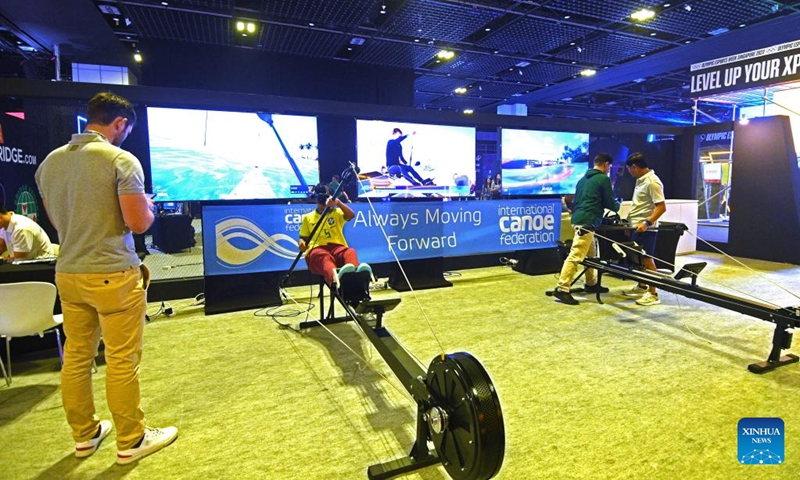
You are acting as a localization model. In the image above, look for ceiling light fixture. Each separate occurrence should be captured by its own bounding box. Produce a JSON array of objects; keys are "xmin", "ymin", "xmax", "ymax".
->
[
  {"xmin": 463, "ymin": 109, "xmax": 474, "ymax": 114},
  {"xmin": 246, "ymin": 22, "xmax": 256, "ymax": 33},
  {"xmin": 454, "ymin": 87, "xmax": 467, "ymax": 94},
  {"xmin": 580, "ymin": 68, "xmax": 596, "ymax": 77},
  {"xmin": 236, "ymin": 21, "xmax": 245, "ymax": 32},
  {"xmin": 631, "ymin": 8, "xmax": 656, "ymax": 21},
  {"xmin": 133, "ymin": 52, "xmax": 143, "ymax": 63},
  {"xmin": 436, "ymin": 49, "xmax": 455, "ymax": 60}
]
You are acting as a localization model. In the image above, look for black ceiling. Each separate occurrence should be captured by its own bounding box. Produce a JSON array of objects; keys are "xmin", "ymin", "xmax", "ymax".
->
[{"xmin": 2, "ymin": 0, "xmax": 800, "ymax": 124}]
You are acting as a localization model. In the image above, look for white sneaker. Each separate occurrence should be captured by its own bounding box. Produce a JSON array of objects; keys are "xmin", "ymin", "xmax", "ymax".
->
[
  {"xmin": 636, "ymin": 292, "xmax": 661, "ymax": 306},
  {"xmin": 356, "ymin": 263, "xmax": 374, "ymax": 282},
  {"xmin": 116, "ymin": 426, "xmax": 178, "ymax": 465},
  {"xmin": 623, "ymin": 285, "xmax": 648, "ymax": 297},
  {"xmin": 336, "ymin": 263, "xmax": 356, "ymax": 284},
  {"xmin": 75, "ymin": 419, "xmax": 112, "ymax": 458}
]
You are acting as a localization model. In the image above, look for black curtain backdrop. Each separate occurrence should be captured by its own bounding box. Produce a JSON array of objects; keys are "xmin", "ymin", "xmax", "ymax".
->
[
  {"xmin": 0, "ymin": 111, "xmax": 56, "ymax": 241},
  {"xmin": 139, "ymin": 41, "xmax": 415, "ymax": 108},
  {"xmin": 729, "ymin": 115, "xmax": 800, "ymax": 264}
]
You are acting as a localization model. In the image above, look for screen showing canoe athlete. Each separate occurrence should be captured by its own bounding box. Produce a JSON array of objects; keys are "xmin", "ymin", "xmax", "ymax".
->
[
  {"xmin": 355, "ymin": 119, "xmax": 476, "ymax": 198},
  {"xmin": 147, "ymin": 107, "xmax": 318, "ymax": 201}
]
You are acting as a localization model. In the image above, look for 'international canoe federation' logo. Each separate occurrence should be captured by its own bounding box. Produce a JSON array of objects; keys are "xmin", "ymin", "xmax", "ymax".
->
[
  {"xmin": 738, "ymin": 418, "xmax": 784, "ymax": 465},
  {"xmin": 15, "ymin": 185, "xmax": 39, "ymax": 223},
  {"xmin": 215, "ymin": 216, "xmax": 298, "ymax": 268}
]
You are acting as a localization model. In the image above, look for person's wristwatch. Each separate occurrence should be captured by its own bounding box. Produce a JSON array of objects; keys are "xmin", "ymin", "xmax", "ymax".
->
[{"xmin": 643, "ymin": 220, "xmax": 652, "ymax": 227}]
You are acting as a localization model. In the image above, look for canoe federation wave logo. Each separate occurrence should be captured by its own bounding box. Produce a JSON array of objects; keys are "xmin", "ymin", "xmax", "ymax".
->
[{"xmin": 215, "ymin": 216, "xmax": 298, "ymax": 267}]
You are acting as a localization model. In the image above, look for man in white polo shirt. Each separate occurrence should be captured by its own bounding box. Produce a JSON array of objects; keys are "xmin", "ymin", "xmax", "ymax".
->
[
  {"xmin": 623, "ymin": 152, "xmax": 666, "ymax": 306},
  {"xmin": 0, "ymin": 205, "xmax": 56, "ymax": 260}
]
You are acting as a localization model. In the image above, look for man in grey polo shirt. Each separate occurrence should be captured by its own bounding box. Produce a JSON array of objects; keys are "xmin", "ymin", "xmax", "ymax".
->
[{"xmin": 36, "ymin": 92, "xmax": 177, "ymax": 464}]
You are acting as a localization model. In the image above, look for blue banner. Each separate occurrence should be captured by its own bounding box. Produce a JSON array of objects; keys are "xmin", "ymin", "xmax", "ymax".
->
[{"xmin": 203, "ymin": 198, "xmax": 561, "ymax": 276}]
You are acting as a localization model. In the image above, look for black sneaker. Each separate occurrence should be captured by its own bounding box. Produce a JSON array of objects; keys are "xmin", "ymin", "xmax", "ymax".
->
[
  {"xmin": 584, "ymin": 284, "xmax": 609, "ymax": 294},
  {"xmin": 553, "ymin": 290, "xmax": 579, "ymax": 305}
]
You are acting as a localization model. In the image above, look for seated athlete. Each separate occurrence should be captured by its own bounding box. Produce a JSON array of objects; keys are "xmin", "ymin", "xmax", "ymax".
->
[
  {"xmin": 298, "ymin": 185, "xmax": 372, "ymax": 291},
  {"xmin": 0, "ymin": 204, "xmax": 57, "ymax": 260},
  {"xmin": 386, "ymin": 128, "xmax": 432, "ymax": 186}
]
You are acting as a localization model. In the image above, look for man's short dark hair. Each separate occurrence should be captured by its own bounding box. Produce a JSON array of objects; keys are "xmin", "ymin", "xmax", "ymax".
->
[
  {"xmin": 594, "ymin": 153, "xmax": 613, "ymax": 166},
  {"xmin": 392, "ymin": 128, "xmax": 402, "ymax": 135},
  {"xmin": 626, "ymin": 152, "xmax": 648, "ymax": 169},
  {"xmin": 86, "ymin": 92, "xmax": 137, "ymax": 127},
  {"xmin": 314, "ymin": 184, "xmax": 328, "ymax": 204}
]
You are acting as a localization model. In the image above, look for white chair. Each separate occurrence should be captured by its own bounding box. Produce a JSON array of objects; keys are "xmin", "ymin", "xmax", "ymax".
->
[{"xmin": 0, "ymin": 282, "xmax": 63, "ymax": 386}]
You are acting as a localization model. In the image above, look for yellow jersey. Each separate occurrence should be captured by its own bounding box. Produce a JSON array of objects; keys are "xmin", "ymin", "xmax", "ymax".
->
[{"xmin": 300, "ymin": 207, "xmax": 349, "ymax": 250}]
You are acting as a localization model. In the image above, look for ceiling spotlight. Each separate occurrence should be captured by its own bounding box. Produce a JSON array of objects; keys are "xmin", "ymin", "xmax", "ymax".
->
[
  {"xmin": 564, "ymin": 15, "xmax": 571, "ymax": 19},
  {"xmin": 247, "ymin": 23, "xmax": 256, "ymax": 33},
  {"xmin": 664, "ymin": 3, "xmax": 671, "ymax": 7},
  {"xmin": 98, "ymin": 5, "xmax": 121, "ymax": 15},
  {"xmin": 485, "ymin": 28, "xmax": 491, "ymax": 32},
  {"xmin": 631, "ymin": 8, "xmax": 656, "ymax": 21},
  {"xmin": 684, "ymin": 4, "xmax": 692, "ymax": 11},
  {"xmin": 650, "ymin": 32, "xmax": 657, "ymax": 36},
  {"xmin": 463, "ymin": 109, "xmax": 474, "ymax": 114},
  {"xmin": 580, "ymin": 68, "xmax": 596, "ymax": 77},
  {"xmin": 515, "ymin": 61, "xmax": 530, "ymax": 67},
  {"xmin": 350, "ymin": 37, "xmax": 366, "ymax": 45},
  {"xmin": 133, "ymin": 52, "xmax": 143, "ymax": 63},
  {"xmin": 161, "ymin": 1, "xmax": 168, "ymax": 5},
  {"xmin": 309, "ymin": 22, "xmax": 315, "ymax": 27},
  {"xmin": 577, "ymin": 46, "xmax": 583, "ymax": 52},
  {"xmin": 454, "ymin": 87, "xmax": 467, "ymax": 94},
  {"xmin": 436, "ymin": 49, "xmax": 455, "ymax": 60}
]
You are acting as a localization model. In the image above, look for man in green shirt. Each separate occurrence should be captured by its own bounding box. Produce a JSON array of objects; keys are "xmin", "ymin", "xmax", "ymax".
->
[{"xmin": 552, "ymin": 153, "xmax": 620, "ymax": 305}]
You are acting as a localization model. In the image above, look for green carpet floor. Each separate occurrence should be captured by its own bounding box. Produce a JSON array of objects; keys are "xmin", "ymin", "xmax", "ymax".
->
[{"xmin": 2, "ymin": 252, "xmax": 800, "ymax": 479}]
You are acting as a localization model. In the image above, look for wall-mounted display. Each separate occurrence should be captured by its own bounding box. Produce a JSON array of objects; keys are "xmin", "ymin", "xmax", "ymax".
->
[
  {"xmin": 147, "ymin": 107, "xmax": 318, "ymax": 201},
  {"xmin": 501, "ymin": 128, "xmax": 590, "ymax": 195},
  {"xmin": 356, "ymin": 119, "xmax": 476, "ymax": 198}
]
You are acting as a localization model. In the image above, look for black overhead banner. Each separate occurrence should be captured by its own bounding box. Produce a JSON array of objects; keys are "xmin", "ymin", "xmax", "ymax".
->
[{"xmin": 690, "ymin": 39, "xmax": 800, "ymax": 98}]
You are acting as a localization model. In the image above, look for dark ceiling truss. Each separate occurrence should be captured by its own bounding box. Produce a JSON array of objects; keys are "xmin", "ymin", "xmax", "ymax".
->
[{"xmin": 2, "ymin": 0, "xmax": 800, "ymax": 124}]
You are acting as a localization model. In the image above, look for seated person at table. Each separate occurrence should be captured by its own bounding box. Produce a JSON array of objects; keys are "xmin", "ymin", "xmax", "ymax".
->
[
  {"xmin": 299, "ymin": 185, "xmax": 372, "ymax": 290},
  {"xmin": 0, "ymin": 204, "xmax": 57, "ymax": 260}
]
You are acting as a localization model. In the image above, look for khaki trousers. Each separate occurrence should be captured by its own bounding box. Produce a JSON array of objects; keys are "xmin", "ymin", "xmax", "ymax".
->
[
  {"xmin": 556, "ymin": 227, "xmax": 597, "ymax": 292},
  {"xmin": 56, "ymin": 264, "xmax": 149, "ymax": 450}
]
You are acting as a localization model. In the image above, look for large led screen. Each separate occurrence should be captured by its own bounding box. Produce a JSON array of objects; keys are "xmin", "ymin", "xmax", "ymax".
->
[
  {"xmin": 501, "ymin": 129, "xmax": 590, "ymax": 195},
  {"xmin": 147, "ymin": 107, "xmax": 318, "ymax": 201},
  {"xmin": 356, "ymin": 119, "xmax": 476, "ymax": 198}
]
